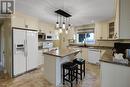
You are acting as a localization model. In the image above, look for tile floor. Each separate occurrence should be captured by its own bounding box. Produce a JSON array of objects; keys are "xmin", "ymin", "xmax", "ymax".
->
[{"xmin": 0, "ymin": 63, "xmax": 100, "ymax": 87}]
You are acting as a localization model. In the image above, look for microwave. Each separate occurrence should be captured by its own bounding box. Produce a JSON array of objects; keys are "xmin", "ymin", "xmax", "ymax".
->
[
  {"xmin": 38, "ymin": 33, "xmax": 45, "ymax": 41},
  {"xmin": 45, "ymin": 34, "xmax": 54, "ymax": 40}
]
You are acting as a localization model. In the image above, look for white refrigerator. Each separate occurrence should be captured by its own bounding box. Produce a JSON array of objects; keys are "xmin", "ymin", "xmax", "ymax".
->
[{"xmin": 13, "ymin": 28, "xmax": 38, "ymax": 76}]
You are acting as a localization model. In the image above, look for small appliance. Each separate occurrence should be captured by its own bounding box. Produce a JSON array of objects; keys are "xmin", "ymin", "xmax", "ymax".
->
[
  {"xmin": 38, "ymin": 33, "xmax": 45, "ymax": 41},
  {"xmin": 45, "ymin": 33, "xmax": 54, "ymax": 40}
]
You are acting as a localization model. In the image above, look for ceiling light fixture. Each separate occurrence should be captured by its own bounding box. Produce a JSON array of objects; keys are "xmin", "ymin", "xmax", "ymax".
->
[{"xmin": 55, "ymin": 9, "xmax": 72, "ymax": 34}]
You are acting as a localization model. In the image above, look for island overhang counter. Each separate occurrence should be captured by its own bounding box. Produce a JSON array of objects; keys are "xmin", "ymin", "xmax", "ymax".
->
[{"xmin": 43, "ymin": 48, "xmax": 81, "ymax": 86}]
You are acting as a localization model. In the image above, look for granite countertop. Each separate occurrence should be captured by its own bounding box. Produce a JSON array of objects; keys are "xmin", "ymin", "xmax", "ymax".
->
[
  {"xmin": 69, "ymin": 43, "xmax": 113, "ymax": 49},
  {"xmin": 43, "ymin": 48, "xmax": 81, "ymax": 58},
  {"xmin": 100, "ymin": 50, "xmax": 130, "ymax": 67}
]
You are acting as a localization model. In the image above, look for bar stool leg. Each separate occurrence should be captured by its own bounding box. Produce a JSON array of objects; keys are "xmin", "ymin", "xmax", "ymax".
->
[
  {"xmin": 84, "ymin": 62, "xmax": 85, "ymax": 76},
  {"xmin": 80, "ymin": 65, "xmax": 82, "ymax": 80},
  {"xmin": 76, "ymin": 67, "xmax": 78, "ymax": 84},
  {"xmin": 63, "ymin": 67, "xmax": 65, "ymax": 85},
  {"xmin": 71, "ymin": 70, "xmax": 73, "ymax": 87},
  {"xmin": 69, "ymin": 70, "xmax": 71, "ymax": 80}
]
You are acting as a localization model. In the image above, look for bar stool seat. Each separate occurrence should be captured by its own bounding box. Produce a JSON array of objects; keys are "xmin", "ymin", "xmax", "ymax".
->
[
  {"xmin": 73, "ymin": 58, "xmax": 85, "ymax": 80},
  {"xmin": 63, "ymin": 62, "xmax": 78, "ymax": 87}
]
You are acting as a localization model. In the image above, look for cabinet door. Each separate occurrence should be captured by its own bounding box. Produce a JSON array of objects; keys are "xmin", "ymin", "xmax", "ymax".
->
[
  {"xmin": 81, "ymin": 48, "xmax": 88, "ymax": 61},
  {"xmin": 38, "ymin": 50, "xmax": 44, "ymax": 65},
  {"xmin": 102, "ymin": 23, "xmax": 109, "ymax": 39},
  {"xmin": 12, "ymin": 14, "xmax": 25, "ymax": 28},
  {"xmin": 115, "ymin": 0, "xmax": 130, "ymax": 39},
  {"xmin": 26, "ymin": 31, "xmax": 38, "ymax": 71},
  {"xmin": 95, "ymin": 23, "xmax": 102, "ymax": 40},
  {"xmin": 101, "ymin": 62, "xmax": 118, "ymax": 87},
  {"xmin": 114, "ymin": 0, "xmax": 120, "ymax": 39},
  {"xmin": 101, "ymin": 62, "xmax": 130, "ymax": 87},
  {"xmin": 119, "ymin": 0, "xmax": 130, "ymax": 39},
  {"xmin": 25, "ymin": 16, "xmax": 38, "ymax": 30}
]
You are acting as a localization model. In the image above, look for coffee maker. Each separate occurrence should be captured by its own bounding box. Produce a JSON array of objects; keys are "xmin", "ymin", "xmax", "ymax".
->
[{"xmin": 113, "ymin": 43, "xmax": 130, "ymax": 60}]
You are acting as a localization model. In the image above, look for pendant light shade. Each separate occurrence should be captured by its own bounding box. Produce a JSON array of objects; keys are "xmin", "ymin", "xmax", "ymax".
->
[
  {"xmin": 56, "ymin": 22, "xmax": 59, "ymax": 28},
  {"xmin": 65, "ymin": 29, "xmax": 68, "ymax": 34},
  {"xmin": 62, "ymin": 22, "xmax": 65, "ymax": 29},
  {"xmin": 59, "ymin": 27, "xmax": 62, "ymax": 33},
  {"xmin": 68, "ymin": 24, "xmax": 71, "ymax": 29}
]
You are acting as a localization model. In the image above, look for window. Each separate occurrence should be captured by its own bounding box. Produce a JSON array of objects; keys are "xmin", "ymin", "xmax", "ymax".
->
[{"xmin": 77, "ymin": 32, "xmax": 95, "ymax": 44}]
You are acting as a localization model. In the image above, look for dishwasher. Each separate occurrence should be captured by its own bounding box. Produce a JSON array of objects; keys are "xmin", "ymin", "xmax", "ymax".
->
[{"xmin": 88, "ymin": 48, "xmax": 101, "ymax": 64}]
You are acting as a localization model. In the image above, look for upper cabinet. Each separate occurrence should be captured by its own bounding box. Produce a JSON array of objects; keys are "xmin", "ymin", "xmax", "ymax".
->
[
  {"xmin": 11, "ymin": 12, "xmax": 38, "ymax": 30},
  {"xmin": 95, "ymin": 0, "xmax": 130, "ymax": 40},
  {"xmin": 11, "ymin": 13, "xmax": 25, "ymax": 28},
  {"xmin": 38, "ymin": 21, "xmax": 55, "ymax": 33},
  {"xmin": 38, "ymin": 21, "xmax": 59, "ymax": 40},
  {"xmin": 24, "ymin": 16, "xmax": 38, "ymax": 30},
  {"xmin": 95, "ymin": 22, "xmax": 108, "ymax": 40},
  {"xmin": 114, "ymin": 0, "xmax": 130, "ymax": 39}
]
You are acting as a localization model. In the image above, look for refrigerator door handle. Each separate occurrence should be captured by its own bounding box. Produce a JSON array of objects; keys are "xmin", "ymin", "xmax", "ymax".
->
[
  {"xmin": 24, "ymin": 40, "xmax": 27, "ymax": 57},
  {"xmin": 26, "ymin": 40, "xmax": 28, "ymax": 57}
]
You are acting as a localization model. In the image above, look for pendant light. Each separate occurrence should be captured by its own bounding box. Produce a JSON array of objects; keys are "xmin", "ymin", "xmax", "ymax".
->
[
  {"xmin": 59, "ymin": 27, "xmax": 62, "ymax": 33},
  {"xmin": 55, "ymin": 9, "xmax": 72, "ymax": 33},
  {"xmin": 56, "ymin": 14, "xmax": 59, "ymax": 28},
  {"xmin": 68, "ymin": 17, "xmax": 71, "ymax": 29},
  {"xmin": 59, "ymin": 15, "xmax": 62, "ymax": 33},
  {"xmin": 62, "ymin": 17, "xmax": 65, "ymax": 29},
  {"xmin": 65, "ymin": 29, "xmax": 68, "ymax": 34}
]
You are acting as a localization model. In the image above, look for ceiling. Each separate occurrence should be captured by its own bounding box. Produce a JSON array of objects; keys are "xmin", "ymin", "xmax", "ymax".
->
[{"xmin": 15, "ymin": 0, "xmax": 115, "ymax": 26}]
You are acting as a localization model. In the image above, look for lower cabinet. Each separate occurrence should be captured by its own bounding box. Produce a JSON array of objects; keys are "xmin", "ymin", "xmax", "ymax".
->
[
  {"xmin": 101, "ymin": 62, "xmax": 130, "ymax": 87},
  {"xmin": 69, "ymin": 47, "xmax": 88, "ymax": 61},
  {"xmin": 69, "ymin": 46, "xmax": 107, "ymax": 64},
  {"xmin": 38, "ymin": 50, "xmax": 44, "ymax": 66}
]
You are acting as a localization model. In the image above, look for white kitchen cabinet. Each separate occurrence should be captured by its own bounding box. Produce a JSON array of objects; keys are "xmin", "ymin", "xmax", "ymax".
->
[
  {"xmin": 114, "ymin": 0, "xmax": 130, "ymax": 39},
  {"xmin": 81, "ymin": 48, "xmax": 88, "ymax": 61},
  {"xmin": 24, "ymin": 16, "xmax": 38, "ymax": 30},
  {"xmin": 102, "ymin": 22, "xmax": 109, "ymax": 39},
  {"xmin": 11, "ymin": 12, "xmax": 38, "ymax": 30},
  {"xmin": 11, "ymin": 13, "xmax": 25, "ymax": 28},
  {"xmin": 95, "ymin": 23, "xmax": 102, "ymax": 40},
  {"xmin": 38, "ymin": 22, "xmax": 55, "ymax": 33},
  {"xmin": 38, "ymin": 50, "xmax": 44, "ymax": 65},
  {"xmin": 95, "ymin": 22, "xmax": 108, "ymax": 40},
  {"xmin": 88, "ymin": 48, "xmax": 101, "ymax": 64},
  {"xmin": 101, "ymin": 62, "xmax": 130, "ymax": 87}
]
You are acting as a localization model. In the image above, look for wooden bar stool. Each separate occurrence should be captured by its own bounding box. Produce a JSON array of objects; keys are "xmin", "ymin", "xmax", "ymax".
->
[
  {"xmin": 63, "ymin": 62, "xmax": 78, "ymax": 87},
  {"xmin": 73, "ymin": 58, "xmax": 85, "ymax": 80}
]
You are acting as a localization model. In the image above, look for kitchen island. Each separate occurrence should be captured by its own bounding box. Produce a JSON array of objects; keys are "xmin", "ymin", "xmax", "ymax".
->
[
  {"xmin": 100, "ymin": 50, "xmax": 130, "ymax": 87},
  {"xmin": 43, "ymin": 48, "xmax": 80, "ymax": 86}
]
